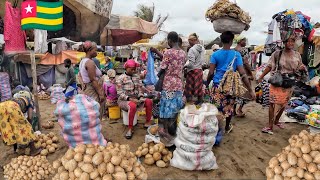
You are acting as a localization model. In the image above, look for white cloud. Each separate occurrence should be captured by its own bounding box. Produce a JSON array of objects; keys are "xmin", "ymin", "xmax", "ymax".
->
[{"xmin": 112, "ymin": 0, "xmax": 320, "ymax": 45}]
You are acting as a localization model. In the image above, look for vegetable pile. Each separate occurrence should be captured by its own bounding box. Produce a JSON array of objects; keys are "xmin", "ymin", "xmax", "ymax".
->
[
  {"xmin": 52, "ymin": 143, "xmax": 148, "ymax": 180},
  {"xmin": 39, "ymin": 93, "xmax": 50, "ymax": 100},
  {"xmin": 3, "ymin": 155, "xmax": 55, "ymax": 180},
  {"xmin": 34, "ymin": 132, "xmax": 59, "ymax": 156},
  {"xmin": 135, "ymin": 142, "xmax": 172, "ymax": 168},
  {"xmin": 306, "ymin": 111, "xmax": 320, "ymax": 128},
  {"xmin": 205, "ymin": 0, "xmax": 251, "ymax": 25},
  {"xmin": 266, "ymin": 130, "xmax": 320, "ymax": 180}
]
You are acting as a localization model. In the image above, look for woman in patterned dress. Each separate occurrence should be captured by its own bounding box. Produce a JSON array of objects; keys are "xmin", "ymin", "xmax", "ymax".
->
[
  {"xmin": 159, "ymin": 32, "xmax": 187, "ymax": 137},
  {"xmin": 0, "ymin": 95, "xmax": 41, "ymax": 155}
]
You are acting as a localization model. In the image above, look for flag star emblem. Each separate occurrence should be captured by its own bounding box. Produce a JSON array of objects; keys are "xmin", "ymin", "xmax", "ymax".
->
[{"xmin": 25, "ymin": 4, "xmax": 33, "ymax": 14}]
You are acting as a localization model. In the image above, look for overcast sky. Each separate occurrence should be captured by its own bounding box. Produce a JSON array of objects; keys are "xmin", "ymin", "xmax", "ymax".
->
[{"xmin": 112, "ymin": 0, "xmax": 320, "ymax": 45}]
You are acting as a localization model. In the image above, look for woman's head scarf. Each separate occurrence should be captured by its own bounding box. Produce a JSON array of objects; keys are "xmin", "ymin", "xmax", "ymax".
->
[
  {"xmin": 124, "ymin": 59, "xmax": 140, "ymax": 69},
  {"xmin": 83, "ymin": 41, "xmax": 97, "ymax": 53},
  {"xmin": 234, "ymin": 35, "xmax": 246, "ymax": 44}
]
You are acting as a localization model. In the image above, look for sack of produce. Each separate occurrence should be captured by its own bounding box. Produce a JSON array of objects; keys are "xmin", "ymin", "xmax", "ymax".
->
[
  {"xmin": 266, "ymin": 130, "xmax": 320, "ymax": 180},
  {"xmin": 205, "ymin": 0, "xmax": 251, "ymax": 34},
  {"xmin": 50, "ymin": 84, "xmax": 65, "ymax": 104},
  {"xmin": 171, "ymin": 147, "xmax": 218, "ymax": 171},
  {"xmin": 54, "ymin": 94, "xmax": 107, "ymax": 148},
  {"xmin": 171, "ymin": 104, "xmax": 219, "ymax": 170}
]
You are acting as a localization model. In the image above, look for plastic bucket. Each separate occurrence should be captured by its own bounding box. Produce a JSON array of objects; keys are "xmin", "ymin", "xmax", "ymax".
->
[
  {"xmin": 122, "ymin": 110, "xmax": 138, "ymax": 126},
  {"xmin": 108, "ymin": 106, "xmax": 121, "ymax": 120}
]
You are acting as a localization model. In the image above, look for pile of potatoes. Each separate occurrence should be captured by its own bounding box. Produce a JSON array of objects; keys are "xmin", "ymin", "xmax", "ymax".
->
[
  {"xmin": 52, "ymin": 143, "xmax": 148, "ymax": 180},
  {"xmin": 34, "ymin": 132, "xmax": 59, "ymax": 156},
  {"xmin": 3, "ymin": 155, "xmax": 55, "ymax": 180},
  {"xmin": 39, "ymin": 94, "xmax": 50, "ymax": 100},
  {"xmin": 135, "ymin": 142, "xmax": 173, "ymax": 168},
  {"xmin": 266, "ymin": 130, "xmax": 320, "ymax": 180}
]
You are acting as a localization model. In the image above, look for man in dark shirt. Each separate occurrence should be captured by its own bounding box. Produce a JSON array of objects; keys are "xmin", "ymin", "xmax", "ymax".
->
[{"xmin": 64, "ymin": 59, "xmax": 77, "ymax": 98}]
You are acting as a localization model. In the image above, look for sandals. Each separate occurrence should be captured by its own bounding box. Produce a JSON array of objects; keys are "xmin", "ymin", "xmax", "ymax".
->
[
  {"xmin": 262, "ymin": 127, "xmax": 274, "ymax": 135},
  {"xmin": 125, "ymin": 130, "xmax": 134, "ymax": 139},
  {"xmin": 225, "ymin": 124, "xmax": 233, "ymax": 134},
  {"xmin": 275, "ymin": 123, "xmax": 285, "ymax": 129}
]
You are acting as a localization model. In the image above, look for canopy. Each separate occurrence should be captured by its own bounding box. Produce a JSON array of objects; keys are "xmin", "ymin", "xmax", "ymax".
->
[
  {"xmin": 14, "ymin": 50, "xmax": 106, "ymax": 65},
  {"xmin": 100, "ymin": 15, "xmax": 159, "ymax": 46}
]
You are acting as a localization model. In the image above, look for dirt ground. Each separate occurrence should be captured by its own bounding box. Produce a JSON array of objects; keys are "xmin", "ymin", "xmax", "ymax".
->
[{"xmin": 0, "ymin": 99, "xmax": 306, "ymax": 179}]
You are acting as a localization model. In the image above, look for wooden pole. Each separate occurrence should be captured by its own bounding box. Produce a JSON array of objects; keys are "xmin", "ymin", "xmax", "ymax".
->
[{"xmin": 30, "ymin": 51, "xmax": 41, "ymax": 130}]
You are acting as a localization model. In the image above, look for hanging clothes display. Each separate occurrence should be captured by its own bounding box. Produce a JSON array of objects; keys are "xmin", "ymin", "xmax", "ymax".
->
[
  {"xmin": 4, "ymin": 1, "xmax": 26, "ymax": 53},
  {"xmin": 34, "ymin": 29, "xmax": 48, "ymax": 53}
]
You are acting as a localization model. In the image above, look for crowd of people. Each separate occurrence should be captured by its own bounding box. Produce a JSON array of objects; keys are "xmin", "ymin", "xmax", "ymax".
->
[{"xmin": 0, "ymin": 29, "xmax": 308, "ymax": 155}]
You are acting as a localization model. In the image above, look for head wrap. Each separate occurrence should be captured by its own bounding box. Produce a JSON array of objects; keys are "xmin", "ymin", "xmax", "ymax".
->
[
  {"xmin": 281, "ymin": 31, "xmax": 297, "ymax": 42},
  {"xmin": 124, "ymin": 59, "xmax": 140, "ymax": 69},
  {"xmin": 188, "ymin": 33, "xmax": 199, "ymax": 40},
  {"xmin": 83, "ymin": 41, "xmax": 97, "ymax": 53},
  {"xmin": 234, "ymin": 35, "xmax": 246, "ymax": 44},
  {"xmin": 107, "ymin": 69, "xmax": 116, "ymax": 78}
]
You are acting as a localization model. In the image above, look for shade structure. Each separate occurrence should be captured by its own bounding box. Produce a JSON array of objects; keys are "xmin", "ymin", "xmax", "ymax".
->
[{"xmin": 101, "ymin": 15, "xmax": 159, "ymax": 46}]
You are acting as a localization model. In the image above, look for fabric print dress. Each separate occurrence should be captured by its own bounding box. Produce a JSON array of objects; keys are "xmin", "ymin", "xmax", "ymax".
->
[
  {"xmin": 159, "ymin": 49, "xmax": 186, "ymax": 119},
  {"xmin": 0, "ymin": 101, "xmax": 35, "ymax": 146}
]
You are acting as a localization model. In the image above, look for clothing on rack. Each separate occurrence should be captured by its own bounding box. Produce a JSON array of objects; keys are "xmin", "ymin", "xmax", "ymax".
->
[
  {"xmin": 34, "ymin": 29, "xmax": 48, "ymax": 53},
  {"xmin": 4, "ymin": 1, "xmax": 26, "ymax": 53}
]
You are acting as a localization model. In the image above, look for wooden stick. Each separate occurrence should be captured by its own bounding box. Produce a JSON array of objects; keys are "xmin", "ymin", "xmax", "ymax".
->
[{"xmin": 30, "ymin": 51, "xmax": 41, "ymax": 130}]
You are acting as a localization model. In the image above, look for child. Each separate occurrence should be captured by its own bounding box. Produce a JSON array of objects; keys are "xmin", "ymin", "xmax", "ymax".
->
[{"xmin": 103, "ymin": 69, "xmax": 117, "ymax": 107}]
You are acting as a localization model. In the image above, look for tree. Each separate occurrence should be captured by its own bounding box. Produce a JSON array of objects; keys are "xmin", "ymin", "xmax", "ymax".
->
[
  {"xmin": 134, "ymin": 4, "xmax": 155, "ymax": 22},
  {"xmin": 134, "ymin": 3, "xmax": 168, "ymax": 29}
]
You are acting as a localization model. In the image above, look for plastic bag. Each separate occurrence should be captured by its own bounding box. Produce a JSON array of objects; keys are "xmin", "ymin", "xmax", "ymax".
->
[{"xmin": 143, "ymin": 51, "xmax": 158, "ymax": 85}]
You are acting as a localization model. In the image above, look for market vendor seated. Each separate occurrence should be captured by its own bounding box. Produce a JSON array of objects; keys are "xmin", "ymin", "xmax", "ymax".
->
[
  {"xmin": 103, "ymin": 69, "xmax": 118, "ymax": 107},
  {"xmin": 116, "ymin": 59, "xmax": 153, "ymax": 139},
  {"xmin": 0, "ymin": 95, "xmax": 41, "ymax": 156}
]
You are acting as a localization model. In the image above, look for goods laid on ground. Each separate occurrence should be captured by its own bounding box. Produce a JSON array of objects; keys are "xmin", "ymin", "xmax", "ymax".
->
[
  {"xmin": 135, "ymin": 142, "xmax": 172, "ymax": 168},
  {"xmin": 306, "ymin": 110, "xmax": 320, "ymax": 128},
  {"xmin": 205, "ymin": 0, "xmax": 251, "ymax": 33},
  {"xmin": 52, "ymin": 143, "xmax": 148, "ymax": 180},
  {"xmin": 41, "ymin": 120, "xmax": 54, "ymax": 129},
  {"xmin": 34, "ymin": 132, "xmax": 59, "ymax": 156},
  {"xmin": 266, "ymin": 130, "xmax": 320, "ymax": 180},
  {"xmin": 39, "ymin": 93, "xmax": 50, "ymax": 100},
  {"xmin": 55, "ymin": 94, "xmax": 107, "ymax": 148},
  {"xmin": 171, "ymin": 104, "xmax": 219, "ymax": 170},
  {"xmin": 3, "ymin": 155, "xmax": 55, "ymax": 180}
]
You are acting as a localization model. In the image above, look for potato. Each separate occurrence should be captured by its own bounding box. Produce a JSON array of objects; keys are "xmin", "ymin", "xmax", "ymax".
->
[
  {"xmin": 135, "ymin": 151, "xmax": 142, "ymax": 158},
  {"xmin": 153, "ymin": 152, "xmax": 162, "ymax": 161},
  {"xmin": 60, "ymin": 171, "xmax": 69, "ymax": 180},
  {"xmin": 141, "ymin": 148, "xmax": 149, "ymax": 156},
  {"xmin": 103, "ymin": 152, "xmax": 112, "ymax": 163},
  {"xmin": 79, "ymin": 172, "xmax": 90, "ymax": 180},
  {"xmin": 280, "ymin": 161, "xmax": 290, "ymax": 171},
  {"xmin": 65, "ymin": 149, "xmax": 75, "ymax": 160},
  {"xmin": 274, "ymin": 165, "xmax": 283, "ymax": 174},
  {"xmin": 297, "ymin": 158, "xmax": 307, "ymax": 170},
  {"xmin": 81, "ymin": 164, "xmax": 94, "ymax": 173},
  {"xmin": 149, "ymin": 125, "xmax": 158, "ymax": 135},
  {"xmin": 301, "ymin": 144, "xmax": 311, "ymax": 154},
  {"xmin": 40, "ymin": 149, "xmax": 48, "ymax": 156},
  {"xmin": 291, "ymin": 147, "xmax": 302, "ymax": 158},
  {"xmin": 83, "ymin": 155, "xmax": 92, "ymax": 164},
  {"xmin": 313, "ymin": 153, "xmax": 320, "ymax": 164},
  {"xmin": 296, "ymin": 167, "xmax": 304, "ymax": 179},
  {"xmin": 92, "ymin": 152, "xmax": 103, "ymax": 166},
  {"xmin": 287, "ymin": 152, "xmax": 297, "ymax": 165},
  {"xmin": 156, "ymin": 160, "xmax": 166, "ymax": 168},
  {"xmin": 127, "ymin": 172, "xmax": 135, "ymax": 180},
  {"xmin": 46, "ymin": 140, "xmax": 53, "ymax": 145},
  {"xmin": 266, "ymin": 167, "xmax": 274, "ymax": 179},
  {"xmin": 269, "ymin": 157, "xmax": 279, "ymax": 169},
  {"xmin": 286, "ymin": 167, "xmax": 297, "ymax": 177},
  {"xmin": 114, "ymin": 166, "xmax": 125, "ymax": 172},
  {"xmin": 302, "ymin": 154, "xmax": 313, "ymax": 163},
  {"xmin": 145, "ymin": 154, "xmax": 152, "ymax": 159},
  {"xmin": 102, "ymin": 174, "xmax": 112, "ymax": 180},
  {"xmin": 89, "ymin": 169, "xmax": 99, "ymax": 179},
  {"xmin": 86, "ymin": 148, "xmax": 96, "ymax": 156},
  {"xmin": 310, "ymin": 151, "xmax": 319, "ymax": 158},
  {"xmin": 74, "ymin": 144, "xmax": 86, "ymax": 154},
  {"xmin": 49, "ymin": 147, "xmax": 55, "ymax": 153},
  {"xmin": 107, "ymin": 163, "xmax": 115, "ymax": 174},
  {"xmin": 111, "ymin": 156, "xmax": 122, "ymax": 166},
  {"xmin": 144, "ymin": 157, "xmax": 155, "ymax": 165},
  {"xmin": 304, "ymin": 172, "xmax": 315, "ymax": 180},
  {"xmin": 314, "ymin": 171, "xmax": 320, "ymax": 180},
  {"xmin": 74, "ymin": 167, "xmax": 83, "ymax": 178},
  {"xmin": 112, "ymin": 172, "xmax": 127, "ymax": 180},
  {"xmin": 307, "ymin": 163, "xmax": 317, "ymax": 173},
  {"xmin": 98, "ymin": 163, "xmax": 107, "ymax": 176},
  {"xmin": 52, "ymin": 136, "xmax": 59, "ymax": 143},
  {"xmin": 74, "ymin": 153, "xmax": 83, "ymax": 162},
  {"xmin": 142, "ymin": 143, "xmax": 148, "ymax": 148}
]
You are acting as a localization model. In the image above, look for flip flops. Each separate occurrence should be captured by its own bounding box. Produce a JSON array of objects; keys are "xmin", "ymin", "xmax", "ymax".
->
[
  {"xmin": 275, "ymin": 123, "xmax": 285, "ymax": 129},
  {"xmin": 225, "ymin": 124, "xmax": 233, "ymax": 134},
  {"xmin": 262, "ymin": 127, "xmax": 274, "ymax": 135}
]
